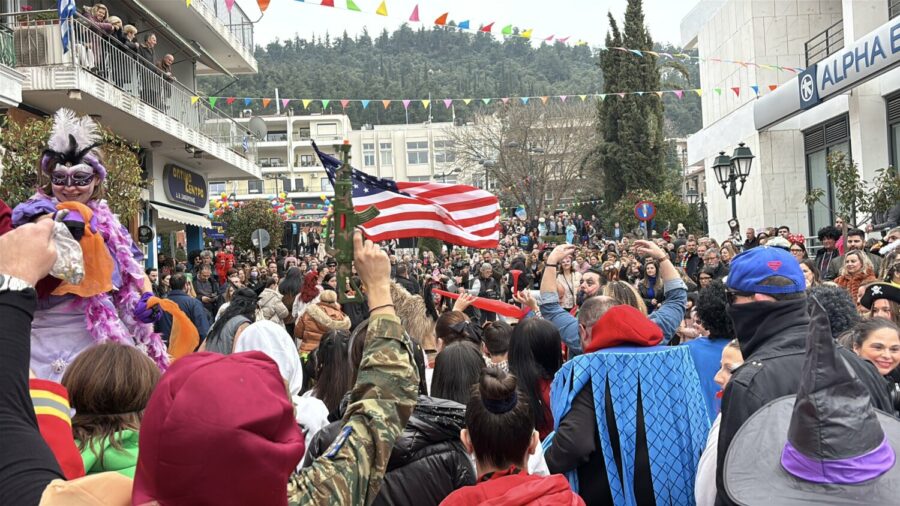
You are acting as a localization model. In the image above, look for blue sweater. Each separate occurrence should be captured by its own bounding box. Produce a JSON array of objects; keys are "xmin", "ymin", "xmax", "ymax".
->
[{"xmin": 684, "ymin": 336, "xmax": 731, "ymax": 422}]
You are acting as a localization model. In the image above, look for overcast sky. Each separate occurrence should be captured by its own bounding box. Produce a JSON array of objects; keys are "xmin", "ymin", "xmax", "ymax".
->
[{"xmin": 237, "ymin": 0, "xmax": 697, "ymax": 49}]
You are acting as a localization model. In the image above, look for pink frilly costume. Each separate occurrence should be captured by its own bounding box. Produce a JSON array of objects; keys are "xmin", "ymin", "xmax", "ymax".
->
[{"xmin": 11, "ymin": 109, "xmax": 168, "ymax": 380}]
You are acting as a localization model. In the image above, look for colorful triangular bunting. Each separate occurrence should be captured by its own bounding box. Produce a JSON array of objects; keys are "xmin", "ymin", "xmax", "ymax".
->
[
  {"xmin": 191, "ymin": 96, "xmax": 199, "ymax": 105},
  {"xmin": 421, "ymin": 99, "xmax": 430, "ymax": 108},
  {"xmin": 321, "ymin": 99, "xmax": 330, "ymax": 109},
  {"xmin": 435, "ymin": 12, "xmax": 448, "ymax": 26},
  {"xmin": 209, "ymin": 96, "xmax": 218, "ymax": 107},
  {"xmin": 540, "ymin": 96, "xmax": 549, "ymax": 104},
  {"xmin": 402, "ymin": 99, "xmax": 411, "ymax": 109},
  {"xmin": 731, "ymin": 87, "xmax": 740, "ymax": 96},
  {"xmin": 458, "ymin": 20, "xmax": 469, "ymax": 30},
  {"xmin": 409, "ymin": 4, "xmax": 419, "ymax": 22},
  {"xmin": 501, "ymin": 25, "xmax": 512, "ymax": 36},
  {"xmin": 340, "ymin": 99, "xmax": 350, "ymax": 109},
  {"xmin": 520, "ymin": 97, "xmax": 529, "ymax": 104},
  {"xmin": 482, "ymin": 98, "xmax": 491, "ymax": 105},
  {"xmin": 443, "ymin": 99, "xmax": 453, "ymax": 108},
  {"xmin": 226, "ymin": 97, "xmax": 236, "ymax": 105},
  {"xmin": 302, "ymin": 99, "xmax": 312, "ymax": 109},
  {"xmin": 522, "ymin": 29, "xmax": 533, "ymax": 39},
  {"xmin": 768, "ymin": 84, "xmax": 778, "ymax": 91},
  {"xmin": 481, "ymin": 22, "xmax": 494, "ymax": 33},
  {"xmin": 346, "ymin": 0, "xmax": 360, "ymax": 12},
  {"xmin": 375, "ymin": 0, "xmax": 387, "ymax": 16},
  {"xmin": 463, "ymin": 98, "xmax": 472, "ymax": 105},
  {"xmin": 262, "ymin": 98, "xmax": 272, "ymax": 108},
  {"xmin": 382, "ymin": 99, "xmax": 391, "ymax": 109},
  {"xmin": 244, "ymin": 98, "xmax": 252, "ymax": 106},
  {"xmin": 361, "ymin": 99, "xmax": 370, "ymax": 109}
]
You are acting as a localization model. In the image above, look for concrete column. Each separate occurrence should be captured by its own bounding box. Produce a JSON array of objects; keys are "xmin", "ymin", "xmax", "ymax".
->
[
  {"xmin": 185, "ymin": 225, "xmax": 203, "ymax": 252},
  {"xmin": 842, "ymin": 0, "xmax": 888, "ymax": 43}
]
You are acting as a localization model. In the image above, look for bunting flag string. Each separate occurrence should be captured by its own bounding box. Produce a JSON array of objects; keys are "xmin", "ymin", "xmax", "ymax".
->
[
  {"xmin": 250, "ymin": 0, "xmax": 804, "ymax": 73},
  {"xmin": 197, "ymin": 84, "xmax": 783, "ymax": 113}
]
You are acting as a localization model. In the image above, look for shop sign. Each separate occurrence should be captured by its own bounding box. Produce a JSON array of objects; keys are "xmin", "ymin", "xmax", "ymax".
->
[{"xmin": 163, "ymin": 164, "xmax": 207, "ymax": 209}]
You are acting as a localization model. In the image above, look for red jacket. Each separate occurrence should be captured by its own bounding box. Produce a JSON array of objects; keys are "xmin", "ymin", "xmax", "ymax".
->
[{"xmin": 441, "ymin": 473, "xmax": 584, "ymax": 506}]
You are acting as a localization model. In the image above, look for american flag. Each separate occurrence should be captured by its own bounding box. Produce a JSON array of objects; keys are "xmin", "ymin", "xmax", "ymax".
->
[{"xmin": 313, "ymin": 143, "xmax": 499, "ymax": 248}]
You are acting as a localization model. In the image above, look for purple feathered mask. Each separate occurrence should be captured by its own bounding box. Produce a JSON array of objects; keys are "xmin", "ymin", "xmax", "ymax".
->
[{"xmin": 41, "ymin": 108, "xmax": 108, "ymax": 181}]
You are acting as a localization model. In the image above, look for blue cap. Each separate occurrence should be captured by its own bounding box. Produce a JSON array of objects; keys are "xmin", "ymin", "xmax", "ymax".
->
[{"xmin": 727, "ymin": 246, "xmax": 806, "ymax": 294}]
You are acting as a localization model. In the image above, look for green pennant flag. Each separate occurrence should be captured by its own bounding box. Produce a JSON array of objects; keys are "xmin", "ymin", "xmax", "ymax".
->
[
  {"xmin": 482, "ymin": 98, "xmax": 491, "ymax": 105},
  {"xmin": 321, "ymin": 99, "xmax": 331, "ymax": 109},
  {"xmin": 346, "ymin": 0, "xmax": 361, "ymax": 11},
  {"xmin": 714, "ymin": 87, "xmax": 722, "ymax": 95},
  {"xmin": 209, "ymin": 96, "xmax": 218, "ymax": 108},
  {"xmin": 501, "ymin": 24, "xmax": 512, "ymax": 36}
]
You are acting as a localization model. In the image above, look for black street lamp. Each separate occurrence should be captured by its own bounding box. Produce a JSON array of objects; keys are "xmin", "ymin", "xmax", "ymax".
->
[{"xmin": 712, "ymin": 142, "xmax": 754, "ymax": 221}]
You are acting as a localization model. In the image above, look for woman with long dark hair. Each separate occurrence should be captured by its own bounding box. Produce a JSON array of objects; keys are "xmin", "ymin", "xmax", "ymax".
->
[
  {"xmin": 279, "ymin": 267, "xmax": 304, "ymax": 336},
  {"xmin": 638, "ymin": 259, "xmax": 665, "ymax": 314},
  {"xmin": 431, "ymin": 342, "xmax": 486, "ymax": 405},
  {"xmin": 201, "ymin": 288, "xmax": 258, "ymax": 354},
  {"xmin": 508, "ymin": 319, "xmax": 563, "ymax": 440},
  {"xmin": 307, "ymin": 330, "xmax": 354, "ymax": 420}
]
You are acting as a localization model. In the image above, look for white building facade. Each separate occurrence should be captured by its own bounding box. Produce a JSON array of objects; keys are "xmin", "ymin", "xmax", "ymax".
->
[
  {"xmin": 683, "ymin": 0, "xmax": 899, "ymax": 240},
  {"xmin": 0, "ymin": 0, "xmax": 260, "ymax": 266}
]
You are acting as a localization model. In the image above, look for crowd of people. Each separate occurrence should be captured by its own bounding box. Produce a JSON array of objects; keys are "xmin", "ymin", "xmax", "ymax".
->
[{"xmin": 3, "ymin": 108, "xmax": 900, "ymax": 506}]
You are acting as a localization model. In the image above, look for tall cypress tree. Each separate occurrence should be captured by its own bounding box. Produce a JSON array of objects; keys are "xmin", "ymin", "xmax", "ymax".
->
[{"xmin": 592, "ymin": 0, "xmax": 666, "ymax": 205}]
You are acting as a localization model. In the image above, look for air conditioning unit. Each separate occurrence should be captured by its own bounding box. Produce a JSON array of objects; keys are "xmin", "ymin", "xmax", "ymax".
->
[{"xmin": 241, "ymin": 109, "xmax": 253, "ymax": 118}]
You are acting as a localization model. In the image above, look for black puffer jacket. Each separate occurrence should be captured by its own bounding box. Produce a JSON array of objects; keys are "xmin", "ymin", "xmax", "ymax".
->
[{"xmin": 305, "ymin": 396, "xmax": 475, "ymax": 505}]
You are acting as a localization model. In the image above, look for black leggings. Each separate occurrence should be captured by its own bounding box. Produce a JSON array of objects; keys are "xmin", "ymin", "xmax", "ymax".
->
[{"xmin": 0, "ymin": 291, "xmax": 64, "ymax": 505}]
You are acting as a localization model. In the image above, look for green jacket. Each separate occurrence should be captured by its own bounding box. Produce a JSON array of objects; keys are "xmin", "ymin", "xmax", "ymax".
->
[
  {"xmin": 79, "ymin": 429, "xmax": 140, "ymax": 478},
  {"xmin": 288, "ymin": 314, "xmax": 419, "ymax": 505}
]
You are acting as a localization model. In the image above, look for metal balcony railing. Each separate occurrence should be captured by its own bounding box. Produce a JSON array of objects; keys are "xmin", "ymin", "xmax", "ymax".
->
[
  {"xmin": 196, "ymin": 0, "xmax": 254, "ymax": 51},
  {"xmin": 5, "ymin": 11, "xmax": 256, "ymax": 161},
  {"xmin": 891, "ymin": 0, "xmax": 900, "ymax": 20},
  {"xmin": 805, "ymin": 19, "xmax": 844, "ymax": 67},
  {"xmin": 0, "ymin": 23, "xmax": 13, "ymax": 66}
]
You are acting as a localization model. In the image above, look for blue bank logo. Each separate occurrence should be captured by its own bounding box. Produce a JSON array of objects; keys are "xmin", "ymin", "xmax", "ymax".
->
[{"xmin": 799, "ymin": 64, "xmax": 819, "ymax": 109}]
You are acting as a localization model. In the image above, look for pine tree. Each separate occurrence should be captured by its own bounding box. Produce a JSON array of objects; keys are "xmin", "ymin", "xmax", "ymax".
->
[{"xmin": 591, "ymin": 0, "xmax": 667, "ymax": 204}]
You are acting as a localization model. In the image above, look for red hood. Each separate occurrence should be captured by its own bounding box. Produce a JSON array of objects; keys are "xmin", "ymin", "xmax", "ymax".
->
[
  {"xmin": 0, "ymin": 199, "xmax": 11, "ymax": 236},
  {"xmin": 585, "ymin": 305, "xmax": 663, "ymax": 353},
  {"xmin": 443, "ymin": 474, "xmax": 585, "ymax": 506}
]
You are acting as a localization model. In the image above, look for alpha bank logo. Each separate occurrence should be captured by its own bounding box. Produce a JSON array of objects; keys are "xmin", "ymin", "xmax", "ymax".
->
[{"xmin": 799, "ymin": 64, "xmax": 820, "ymax": 109}]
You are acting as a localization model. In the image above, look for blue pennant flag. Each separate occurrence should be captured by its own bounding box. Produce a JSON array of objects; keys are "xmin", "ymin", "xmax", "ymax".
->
[
  {"xmin": 458, "ymin": 20, "xmax": 470, "ymax": 30},
  {"xmin": 361, "ymin": 99, "xmax": 370, "ymax": 109},
  {"xmin": 244, "ymin": 98, "xmax": 252, "ymax": 106}
]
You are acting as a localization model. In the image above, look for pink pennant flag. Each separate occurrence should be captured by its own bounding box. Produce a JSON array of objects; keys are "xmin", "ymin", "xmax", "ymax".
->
[
  {"xmin": 559, "ymin": 95, "xmax": 567, "ymax": 102},
  {"xmin": 225, "ymin": 0, "xmax": 235, "ymax": 11},
  {"xmin": 616, "ymin": 93, "xmax": 625, "ymax": 98},
  {"xmin": 402, "ymin": 99, "xmax": 411, "ymax": 110},
  {"xmin": 281, "ymin": 98, "xmax": 290, "ymax": 108},
  {"xmin": 731, "ymin": 87, "xmax": 741, "ymax": 97},
  {"xmin": 545, "ymin": 35, "xmax": 554, "ymax": 42},
  {"xmin": 409, "ymin": 4, "xmax": 419, "ymax": 22},
  {"xmin": 340, "ymin": 99, "xmax": 350, "ymax": 109},
  {"xmin": 674, "ymin": 90, "xmax": 684, "ymax": 99},
  {"xmin": 557, "ymin": 36, "xmax": 570, "ymax": 43},
  {"xmin": 443, "ymin": 99, "xmax": 453, "ymax": 108},
  {"xmin": 501, "ymin": 97, "xmax": 510, "ymax": 104}
]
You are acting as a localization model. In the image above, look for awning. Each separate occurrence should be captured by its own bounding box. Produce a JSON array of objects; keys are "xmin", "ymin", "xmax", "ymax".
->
[{"xmin": 151, "ymin": 203, "xmax": 212, "ymax": 230}]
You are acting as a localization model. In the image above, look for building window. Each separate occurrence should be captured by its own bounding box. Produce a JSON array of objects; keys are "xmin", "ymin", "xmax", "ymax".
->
[
  {"xmin": 321, "ymin": 178, "xmax": 334, "ymax": 192},
  {"xmin": 316, "ymin": 123, "xmax": 338, "ymax": 137},
  {"xmin": 209, "ymin": 181, "xmax": 226, "ymax": 195},
  {"xmin": 265, "ymin": 131, "xmax": 287, "ymax": 142},
  {"xmin": 887, "ymin": 94, "xmax": 900, "ymax": 168},
  {"xmin": 294, "ymin": 178, "xmax": 305, "ymax": 191},
  {"xmin": 804, "ymin": 116, "xmax": 850, "ymax": 235},
  {"xmin": 248, "ymin": 180, "xmax": 263, "ymax": 194},
  {"xmin": 298, "ymin": 154, "xmax": 315, "ymax": 167},
  {"xmin": 363, "ymin": 143, "xmax": 376, "ymax": 167},
  {"xmin": 408, "ymin": 176, "xmax": 431, "ymax": 182},
  {"xmin": 379, "ymin": 142, "xmax": 392, "ymax": 166},
  {"xmin": 434, "ymin": 140, "xmax": 455, "ymax": 163},
  {"xmin": 407, "ymin": 141, "xmax": 429, "ymax": 165}
]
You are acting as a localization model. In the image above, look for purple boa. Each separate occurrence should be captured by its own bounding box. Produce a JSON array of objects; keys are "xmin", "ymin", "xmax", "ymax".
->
[{"xmin": 23, "ymin": 194, "xmax": 168, "ymax": 370}]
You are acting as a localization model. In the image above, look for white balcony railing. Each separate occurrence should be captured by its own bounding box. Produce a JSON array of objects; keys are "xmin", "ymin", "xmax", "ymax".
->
[{"xmin": 7, "ymin": 11, "xmax": 256, "ymax": 160}]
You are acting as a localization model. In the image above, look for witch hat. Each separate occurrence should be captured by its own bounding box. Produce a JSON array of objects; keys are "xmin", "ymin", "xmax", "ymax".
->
[{"xmin": 723, "ymin": 299, "xmax": 900, "ymax": 504}]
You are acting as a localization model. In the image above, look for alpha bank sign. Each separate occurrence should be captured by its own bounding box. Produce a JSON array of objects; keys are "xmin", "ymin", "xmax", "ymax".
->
[{"xmin": 800, "ymin": 19, "xmax": 900, "ymax": 109}]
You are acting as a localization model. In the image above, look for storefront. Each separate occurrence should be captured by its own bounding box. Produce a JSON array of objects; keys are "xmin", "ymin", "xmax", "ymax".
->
[{"xmin": 146, "ymin": 157, "xmax": 212, "ymax": 267}]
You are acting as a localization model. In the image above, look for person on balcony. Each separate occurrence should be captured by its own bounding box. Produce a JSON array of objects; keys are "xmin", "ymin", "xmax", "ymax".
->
[
  {"xmin": 137, "ymin": 34, "xmax": 162, "ymax": 109},
  {"xmin": 8, "ymin": 109, "xmax": 168, "ymax": 381},
  {"xmin": 157, "ymin": 54, "xmax": 175, "ymax": 83}
]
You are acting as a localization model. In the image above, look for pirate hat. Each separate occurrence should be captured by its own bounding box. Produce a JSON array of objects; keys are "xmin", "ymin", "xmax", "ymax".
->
[
  {"xmin": 860, "ymin": 282, "xmax": 900, "ymax": 310},
  {"xmin": 723, "ymin": 300, "xmax": 900, "ymax": 505}
]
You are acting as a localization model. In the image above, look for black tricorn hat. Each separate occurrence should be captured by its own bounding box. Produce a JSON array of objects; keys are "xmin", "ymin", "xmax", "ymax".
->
[
  {"xmin": 859, "ymin": 282, "xmax": 900, "ymax": 310},
  {"xmin": 723, "ymin": 300, "xmax": 900, "ymax": 505}
]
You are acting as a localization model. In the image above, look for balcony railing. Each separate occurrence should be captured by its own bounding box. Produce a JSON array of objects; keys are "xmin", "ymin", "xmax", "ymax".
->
[
  {"xmin": 0, "ymin": 23, "xmax": 13, "ymax": 66},
  {"xmin": 6, "ymin": 11, "xmax": 256, "ymax": 160},
  {"xmin": 805, "ymin": 19, "xmax": 844, "ymax": 67},
  {"xmin": 196, "ymin": 0, "xmax": 254, "ymax": 51}
]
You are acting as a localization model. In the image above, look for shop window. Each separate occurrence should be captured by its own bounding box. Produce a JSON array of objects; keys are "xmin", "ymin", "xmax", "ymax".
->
[
  {"xmin": 248, "ymin": 180, "xmax": 263, "ymax": 194},
  {"xmin": 804, "ymin": 116, "xmax": 850, "ymax": 235}
]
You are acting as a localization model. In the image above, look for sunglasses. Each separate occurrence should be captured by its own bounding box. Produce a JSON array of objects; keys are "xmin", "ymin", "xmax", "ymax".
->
[
  {"xmin": 51, "ymin": 171, "xmax": 95, "ymax": 187},
  {"xmin": 726, "ymin": 289, "xmax": 753, "ymax": 304}
]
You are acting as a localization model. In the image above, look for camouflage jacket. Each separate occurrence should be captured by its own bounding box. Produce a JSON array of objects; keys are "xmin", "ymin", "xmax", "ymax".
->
[{"xmin": 287, "ymin": 314, "xmax": 419, "ymax": 505}]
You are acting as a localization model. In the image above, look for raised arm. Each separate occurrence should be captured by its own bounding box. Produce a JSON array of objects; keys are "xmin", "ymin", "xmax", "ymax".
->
[
  {"xmin": 633, "ymin": 240, "xmax": 687, "ymax": 345},
  {"xmin": 538, "ymin": 244, "xmax": 582, "ymax": 354}
]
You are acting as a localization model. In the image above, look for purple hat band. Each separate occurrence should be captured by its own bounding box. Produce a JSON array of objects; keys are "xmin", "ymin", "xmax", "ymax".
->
[
  {"xmin": 781, "ymin": 436, "xmax": 896, "ymax": 484},
  {"xmin": 40, "ymin": 153, "xmax": 108, "ymax": 181}
]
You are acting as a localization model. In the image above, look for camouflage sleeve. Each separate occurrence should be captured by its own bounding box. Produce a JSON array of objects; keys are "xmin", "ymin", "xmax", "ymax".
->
[{"xmin": 288, "ymin": 314, "xmax": 419, "ymax": 505}]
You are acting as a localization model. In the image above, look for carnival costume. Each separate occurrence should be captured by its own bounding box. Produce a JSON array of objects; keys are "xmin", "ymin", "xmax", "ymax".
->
[{"xmin": 11, "ymin": 109, "xmax": 168, "ymax": 380}]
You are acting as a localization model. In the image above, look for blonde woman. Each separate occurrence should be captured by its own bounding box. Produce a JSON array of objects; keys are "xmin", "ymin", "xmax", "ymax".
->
[{"xmin": 835, "ymin": 250, "xmax": 877, "ymax": 302}]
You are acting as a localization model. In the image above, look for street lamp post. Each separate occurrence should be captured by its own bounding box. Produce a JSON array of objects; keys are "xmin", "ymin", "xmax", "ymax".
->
[{"xmin": 712, "ymin": 142, "xmax": 755, "ymax": 221}]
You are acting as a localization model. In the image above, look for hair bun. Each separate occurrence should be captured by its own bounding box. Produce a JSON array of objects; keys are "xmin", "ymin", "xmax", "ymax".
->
[{"xmin": 479, "ymin": 368, "xmax": 519, "ymax": 415}]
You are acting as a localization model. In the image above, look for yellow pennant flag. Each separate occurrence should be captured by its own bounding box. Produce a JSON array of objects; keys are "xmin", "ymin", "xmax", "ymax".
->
[
  {"xmin": 302, "ymin": 99, "xmax": 312, "ymax": 109},
  {"xmin": 579, "ymin": 95, "xmax": 587, "ymax": 101},
  {"xmin": 186, "ymin": 0, "xmax": 192, "ymax": 6},
  {"xmin": 463, "ymin": 98, "xmax": 472, "ymax": 105},
  {"xmin": 522, "ymin": 29, "xmax": 533, "ymax": 39},
  {"xmin": 376, "ymin": 0, "xmax": 388, "ymax": 16},
  {"xmin": 694, "ymin": 89, "xmax": 703, "ymax": 97},
  {"xmin": 655, "ymin": 91, "xmax": 664, "ymax": 98},
  {"xmin": 190, "ymin": 96, "xmax": 199, "ymax": 104},
  {"xmin": 421, "ymin": 99, "xmax": 430, "ymax": 109}
]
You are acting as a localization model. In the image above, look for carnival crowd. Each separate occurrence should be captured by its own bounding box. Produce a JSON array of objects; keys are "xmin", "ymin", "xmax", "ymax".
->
[{"xmin": 2, "ymin": 111, "xmax": 900, "ymax": 505}]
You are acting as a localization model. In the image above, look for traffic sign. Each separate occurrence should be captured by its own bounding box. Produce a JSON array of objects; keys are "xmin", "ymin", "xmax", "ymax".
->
[
  {"xmin": 251, "ymin": 229, "xmax": 271, "ymax": 248},
  {"xmin": 634, "ymin": 201, "xmax": 656, "ymax": 222}
]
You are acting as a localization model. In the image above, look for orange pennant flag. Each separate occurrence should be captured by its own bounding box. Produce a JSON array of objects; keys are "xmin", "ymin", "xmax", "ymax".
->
[
  {"xmin": 540, "ymin": 96, "xmax": 549, "ymax": 104},
  {"xmin": 262, "ymin": 98, "xmax": 272, "ymax": 108},
  {"xmin": 257, "ymin": 0, "xmax": 270, "ymax": 11},
  {"xmin": 382, "ymin": 99, "xmax": 391, "ymax": 109},
  {"xmin": 435, "ymin": 12, "xmax": 449, "ymax": 26},
  {"xmin": 768, "ymin": 84, "xmax": 778, "ymax": 91}
]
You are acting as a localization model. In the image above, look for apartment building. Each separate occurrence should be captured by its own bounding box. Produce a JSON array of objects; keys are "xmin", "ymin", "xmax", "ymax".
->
[
  {"xmin": 0, "ymin": 0, "xmax": 260, "ymax": 266},
  {"xmin": 683, "ymin": 0, "xmax": 900, "ymax": 239}
]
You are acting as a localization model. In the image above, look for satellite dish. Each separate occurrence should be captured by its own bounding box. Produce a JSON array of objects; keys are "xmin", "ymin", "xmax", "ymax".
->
[{"xmin": 248, "ymin": 116, "xmax": 268, "ymax": 141}]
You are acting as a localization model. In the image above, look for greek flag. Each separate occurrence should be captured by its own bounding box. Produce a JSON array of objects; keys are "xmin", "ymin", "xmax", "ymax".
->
[
  {"xmin": 59, "ymin": 0, "xmax": 77, "ymax": 54},
  {"xmin": 242, "ymin": 135, "xmax": 249, "ymax": 153}
]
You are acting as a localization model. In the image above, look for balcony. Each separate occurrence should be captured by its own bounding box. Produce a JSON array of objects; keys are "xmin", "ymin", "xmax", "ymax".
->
[
  {"xmin": 8, "ymin": 13, "xmax": 259, "ymax": 179},
  {"xmin": 0, "ymin": 23, "xmax": 24, "ymax": 108},
  {"xmin": 805, "ymin": 19, "xmax": 844, "ymax": 67},
  {"xmin": 140, "ymin": 0, "xmax": 256, "ymax": 75}
]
